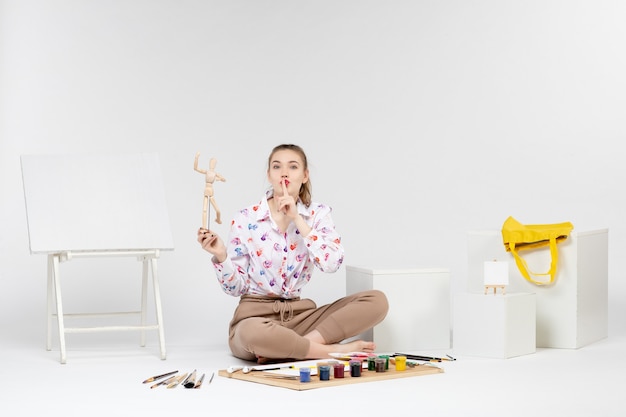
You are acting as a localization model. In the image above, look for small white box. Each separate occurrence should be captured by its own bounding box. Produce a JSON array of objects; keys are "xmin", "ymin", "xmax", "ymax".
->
[
  {"xmin": 467, "ymin": 229, "xmax": 608, "ymax": 349},
  {"xmin": 346, "ymin": 265, "xmax": 450, "ymax": 352},
  {"xmin": 453, "ymin": 292, "xmax": 536, "ymax": 359}
]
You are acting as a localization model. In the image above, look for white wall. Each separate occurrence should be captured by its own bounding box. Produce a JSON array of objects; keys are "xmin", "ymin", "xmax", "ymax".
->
[{"xmin": 2, "ymin": 0, "xmax": 625, "ymax": 351}]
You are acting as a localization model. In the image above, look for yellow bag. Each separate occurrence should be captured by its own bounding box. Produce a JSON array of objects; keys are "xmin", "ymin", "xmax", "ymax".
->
[{"xmin": 501, "ymin": 216, "xmax": 574, "ymax": 286}]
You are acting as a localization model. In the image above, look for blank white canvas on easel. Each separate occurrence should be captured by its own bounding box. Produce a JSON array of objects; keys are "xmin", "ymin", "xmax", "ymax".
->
[
  {"xmin": 20, "ymin": 152, "xmax": 174, "ymax": 363},
  {"xmin": 484, "ymin": 261, "xmax": 509, "ymax": 286},
  {"xmin": 21, "ymin": 152, "xmax": 174, "ymax": 253}
]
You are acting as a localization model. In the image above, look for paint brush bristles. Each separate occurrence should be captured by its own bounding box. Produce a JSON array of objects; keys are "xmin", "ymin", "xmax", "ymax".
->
[{"xmin": 183, "ymin": 370, "xmax": 197, "ymax": 388}]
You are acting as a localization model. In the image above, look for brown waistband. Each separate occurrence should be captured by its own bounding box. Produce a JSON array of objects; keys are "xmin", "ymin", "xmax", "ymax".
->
[{"xmin": 240, "ymin": 294, "xmax": 301, "ymax": 302}]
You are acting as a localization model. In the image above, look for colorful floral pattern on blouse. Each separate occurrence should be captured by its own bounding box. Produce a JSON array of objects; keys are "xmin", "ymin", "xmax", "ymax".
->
[{"xmin": 212, "ymin": 191, "xmax": 344, "ymax": 298}]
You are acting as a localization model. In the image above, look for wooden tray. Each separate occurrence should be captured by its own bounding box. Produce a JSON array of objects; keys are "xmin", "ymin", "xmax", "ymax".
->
[{"xmin": 218, "ymin": 363, "xmax": 444, "ymax": 391}]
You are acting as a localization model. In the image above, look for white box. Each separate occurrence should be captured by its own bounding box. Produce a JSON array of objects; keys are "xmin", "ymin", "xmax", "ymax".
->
[
  {"xmin": 345, "ymin": 265, "xmax": 450, "ymax": 352},
  {"xmin": 453, "ymin": 292, "xmax": 536, "ymax": 359},
  {"xmin": 467, "ymin": 229, "xmax": 608, "ymax": 349}
]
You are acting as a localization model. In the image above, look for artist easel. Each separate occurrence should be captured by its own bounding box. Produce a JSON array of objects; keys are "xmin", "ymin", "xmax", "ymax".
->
[
  {"xmin": 21, "ymin": 153, "xmax": 174, "ymax": 364},
  {"xmin": 483, "ymin": 260, "xmax": 508, "ymax": 296},
  {"xmin": 484, "ymin": 284, "xmax": 506, "ymax": 295}
]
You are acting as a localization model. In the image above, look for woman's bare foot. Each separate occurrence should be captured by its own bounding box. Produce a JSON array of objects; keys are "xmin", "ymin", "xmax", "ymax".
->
[
  {"xmin": 334, "ymin": 339, "xmax": 376, "ymax": 353},
  {"xmin": 304, "ymin": 339, "xmax": 376, "ymax": 359},
  {"xmin": 255, "ymin": 330, "xmax": 377, "ymax": 363}
]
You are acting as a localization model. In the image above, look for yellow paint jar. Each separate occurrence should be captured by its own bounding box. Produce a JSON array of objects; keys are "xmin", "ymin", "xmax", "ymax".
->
[{"xmin": 395, "ymin": 355, "xmax": 407, "ymax": 371}]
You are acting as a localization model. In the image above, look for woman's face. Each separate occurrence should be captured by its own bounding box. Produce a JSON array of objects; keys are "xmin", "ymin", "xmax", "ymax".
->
[{"xmin": 267, "ymin": 149, "xmax": 309, "ymax": 197}]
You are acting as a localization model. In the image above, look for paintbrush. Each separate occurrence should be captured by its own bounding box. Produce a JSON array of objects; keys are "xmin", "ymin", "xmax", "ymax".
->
[
  {"xmin": 183, "ymin": 370, "xmax": 197, "ymax": 388},
  {"xmin": 262, "ymin": 374, "xmax": 299, "ymax": 380},
  {"xmin": 150, "ymin": 374, "xmax": 178, "ymax": 389},
  {"xmin": 167, "ymin": 372, "xmax": 188, "ymax": 389}
]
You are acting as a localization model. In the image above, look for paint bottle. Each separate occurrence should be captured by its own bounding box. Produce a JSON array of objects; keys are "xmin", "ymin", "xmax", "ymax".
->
[
  {"xmin": 367, "ymin": 356, "xmax": 376, "ymax": 371},
  {"xmin": 395, "ymin": 355, "xmax": 407, "ymax": 371},
  {"xmin": 333, "ymin": 363, "xmax": 345, "ymax": 378},
  {"xmin": 349, "ymin": 360, "xmax": 362, "ymax": 377},
  {"xmin": 299, "ymin": 367, "xmax": 311, "ymax": 383},
  {"xmin": 375, "ymin": 358, "xmax": 386, "ymax": 372},
  {"xmin": 378, "ymin": 354, "xmax": 390, "ymax": 370},
  {"xmin": 319, "ymin": 365, "xmax": 331, "ymax": 381},
  {"xmin": 316, "ymin": 362, "xmax": 329, "ymax": 377}
]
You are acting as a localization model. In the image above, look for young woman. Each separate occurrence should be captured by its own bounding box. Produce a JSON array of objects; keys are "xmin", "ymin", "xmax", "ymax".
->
[{"xmin": 197, "ymin": 144, "xmax": 388, "ymax": 363}]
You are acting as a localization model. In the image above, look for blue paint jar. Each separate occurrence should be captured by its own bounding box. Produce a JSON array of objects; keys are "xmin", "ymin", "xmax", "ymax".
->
[
  {"xmin": 319, "ymin": 365, "xmax": 331, "ymax": 381},
  {"xmin": 299, "ymin": 367, "xmax": 311, "ymax": 383}
]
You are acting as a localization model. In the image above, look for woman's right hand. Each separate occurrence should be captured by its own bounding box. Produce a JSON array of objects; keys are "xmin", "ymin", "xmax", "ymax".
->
[{"xmin": 197, "ymin": 228, "xmax": 227, "ymax": 262}]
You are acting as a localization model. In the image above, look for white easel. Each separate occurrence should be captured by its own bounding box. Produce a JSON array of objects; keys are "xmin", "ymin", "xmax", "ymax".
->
[{"xmin": 22, "ymin": 153, "xmax": 174, "ymax": 364}]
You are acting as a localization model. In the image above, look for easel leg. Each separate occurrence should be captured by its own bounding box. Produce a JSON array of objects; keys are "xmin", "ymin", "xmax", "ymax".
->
[
  {"xmin": 140, "ymin": 257, "xmax": 148, "ymax": 347},
  {"xmin": 484, "ymin": 285, "xmax": 506, "ymax": 295},
  {"xmin": 51, "ymin": 254, "xmax": 67, "ymax": 364},
  {"xmin": 151, "ymin": 257, "xmax": 167, "ymax": 360},
  {"xmin": 47, "ymin": 255, "xmax": 54, "ymax": 351}
]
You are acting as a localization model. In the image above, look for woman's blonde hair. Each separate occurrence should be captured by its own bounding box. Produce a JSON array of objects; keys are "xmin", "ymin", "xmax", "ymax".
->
[{"xmin": 267, "ymin": 144, "xmax": 312, "ymax": 207}]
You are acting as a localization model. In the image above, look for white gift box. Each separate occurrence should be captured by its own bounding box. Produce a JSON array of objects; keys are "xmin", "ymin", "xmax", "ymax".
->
[
  {"xmin": 346, "ymin": 266, "xmax": 451, "ymax": 352},
  {"xmin": 467, "ymin": 229, "xmax": 608, "ymax": 349}
]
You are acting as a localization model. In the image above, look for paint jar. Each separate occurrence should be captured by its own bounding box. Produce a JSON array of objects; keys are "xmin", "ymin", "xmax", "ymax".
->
[
  {"xmin": 375, "ymin": 358, "xmax": 386, "ymax": 372},
  {"xmin": 378, "ymin": 355, "xmax": 390, "ymax": 370},
  {"xmin": 333, "ymin": 363, "xmax": 345, "ymax": 378},
  {"xmin": 349, "ymin": 360, "xmax": 362, "ymax": 377},
  {"xmin": 395, "ymin": 355, "xmax": 407, "ymax": 371},
  {"xmin": 299, "ymin": 367, "xmax": 311, "ymax": 383},
  {"xmin": 319, "ymin": 365, "xmax": 331, "ymax": 381},
  {"xmin": 367, "ymin": 356, "xmax": 376, "ymax": 371},
  {"xmin": 316, "ymin": 362, "xmax": 329, "ymax": 377}
]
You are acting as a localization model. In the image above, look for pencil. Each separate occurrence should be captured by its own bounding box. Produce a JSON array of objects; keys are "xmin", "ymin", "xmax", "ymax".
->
[
  {"xmin": 150, "ymin": 374, "xmax": 178, "ymax": 389},
  {"xmin": 193, "ymin": 373, "xmax": 205, "ymax": 389},
  {"xmin": 142, "ymin": 370, "xmax": 178, "ymax": 384}
]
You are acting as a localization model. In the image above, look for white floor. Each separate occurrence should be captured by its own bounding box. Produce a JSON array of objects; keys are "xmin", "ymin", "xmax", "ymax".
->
[{"xmin": 2, "ymin": 332, "xmax": 624, "ymax": 416}]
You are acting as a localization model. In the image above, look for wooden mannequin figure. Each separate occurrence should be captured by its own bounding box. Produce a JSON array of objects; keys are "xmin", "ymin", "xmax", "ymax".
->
[{"xmin": 194, "ymin": 152, "xmax": 226, "ymax": 228}]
